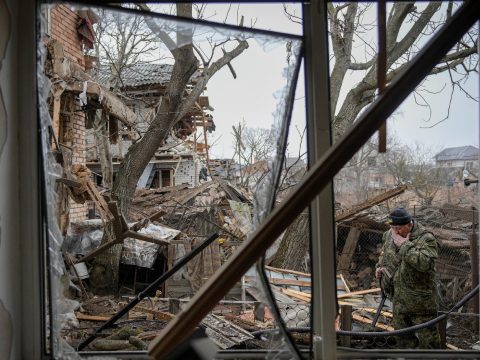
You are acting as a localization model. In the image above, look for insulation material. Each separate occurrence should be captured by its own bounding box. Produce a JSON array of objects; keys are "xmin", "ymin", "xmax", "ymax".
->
[
  {"xmin": 121, "ymin": 224, "xmax": 180, "ymax": 268},
  {"xmin": 63, "ymin": 219, "xmax": 104, "ymax": 255}
]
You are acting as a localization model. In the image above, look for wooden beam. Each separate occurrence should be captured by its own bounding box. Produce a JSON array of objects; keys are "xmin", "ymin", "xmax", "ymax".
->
[
  {"xmin": 66, "ymin": 81, "xmax": 136, "ymax": 128},
  {"xmin": 335, "ymin": 185, "xmax": 407, "ymax": 222},
  {"xmin": 338, "ymin": 288, "xmax": 381, "ymax": 299},
  {"xmin": 75, "ymin": 313, "xmax": 110, "ymax": 322},
  {"xmin": 125, "ymin": 230, "xmax": 170, "ymax": 246},
  {"xmin": 47, "ymin": 39, "xmax": 136, "ymax": 128},
  {"xmin": 352, "ymin": 314, "xmax": 393, "ymax": 331},
  {"xmin": 264, "ymin": 265, "xmax": 311, "ymax": 278},
  {"xmin": 118, "ymin": 303, "xmax": 175, "ymax": 321},
  {"xmin": 338, "ymin": 227, "xmax": 361, "ymax": 271},
  {"xmin": 244, "ymin": 276, "xmax": 311, "ymax": 287},
  {"xmin": 279, "ymin": 288, "xmax": 311, "ymax": 302},
  {"xmin": 51, "ymin": 84, "xmax": 64, "ymax": 142}
]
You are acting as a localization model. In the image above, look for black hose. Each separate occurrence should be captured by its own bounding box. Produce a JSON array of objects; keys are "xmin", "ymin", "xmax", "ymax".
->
[{"xmin": 251, "ymin": 284, "xmax": 479, "ymax": 338}]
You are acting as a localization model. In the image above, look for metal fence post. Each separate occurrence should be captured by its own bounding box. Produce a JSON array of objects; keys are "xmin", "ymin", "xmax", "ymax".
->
[{"xmin": 340, "ymin": 305, "xmax": 352, "ymax": 347}]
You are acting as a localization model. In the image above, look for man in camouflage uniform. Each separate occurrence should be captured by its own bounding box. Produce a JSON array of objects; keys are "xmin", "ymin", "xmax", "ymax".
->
[{"xmin": 376, "ymin": 208, "xmax": 441, "ymax": 349}]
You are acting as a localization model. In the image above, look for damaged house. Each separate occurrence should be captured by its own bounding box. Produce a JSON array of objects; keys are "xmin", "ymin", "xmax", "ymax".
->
[{"xmin": 86, "ymin": 63, "xmax": 215, "ymax": 189}]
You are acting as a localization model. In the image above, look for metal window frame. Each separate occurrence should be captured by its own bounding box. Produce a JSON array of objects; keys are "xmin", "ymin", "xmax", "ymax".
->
[
  {"xmin": 21, "ymin": 1, "xmax": 479, "ymax": 359},
  {"xmin": 147, "ymin": 1, "xmax": 479, "ymax": 358}
]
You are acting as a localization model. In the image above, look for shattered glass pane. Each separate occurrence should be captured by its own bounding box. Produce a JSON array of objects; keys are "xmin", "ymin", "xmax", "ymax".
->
[
  {"xmin": 331, "ymin": 1, "xmax": 479, "ymax": 352},
  {"xmin": 38, "ymin": 2, "xmax": 305, "ymax": 358}
]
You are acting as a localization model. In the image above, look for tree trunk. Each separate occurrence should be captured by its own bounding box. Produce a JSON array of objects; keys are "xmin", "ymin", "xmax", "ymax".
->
[
  {"xmin": 90, "ymin": 5, "xmax": 198, "ymax": 294},
  {"xmin": 88, "ymin": 4, "xmax": 249, "ymax": 294},
  {"xmin": 270, "ymin": 212, "xmax": 309, "ymax": 272},
  {"xmin": 93, "ymin": 110, "xmax": 113, "ymax": 188}
]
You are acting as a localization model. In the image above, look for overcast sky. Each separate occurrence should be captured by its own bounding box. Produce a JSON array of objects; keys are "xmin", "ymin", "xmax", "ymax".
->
[
  {"xmin": 200, "ymin": 3, "xmax": 478, "ymax": 160},
  {"xmin": 127, "ymin": 3, "xmax": 479, "ymax": 159}
]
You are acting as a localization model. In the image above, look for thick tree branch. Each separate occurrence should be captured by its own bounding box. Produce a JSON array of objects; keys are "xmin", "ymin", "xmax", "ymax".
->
[
  {"xmin": 348, "ymin": 58, "xmax": 376, "ymax": 70},
  {"xmin": 386, "ymin": 2, "xmax": 414, "ymax": 51},
  {"xmin": 174, "ymin": 40, "xmax": 249, "ymax": 123},
  {"xmin": 136, "ymin": 3, "xmax": 177, "ymax": 52},
  {"xmin": 389, "ymin": 2, "xmax": 440, "ymax": 65}
]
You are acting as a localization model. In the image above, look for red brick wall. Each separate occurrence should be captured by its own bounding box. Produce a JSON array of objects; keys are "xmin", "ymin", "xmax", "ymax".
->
[
  {"xmin": 50, "ymin": 5, "xmax": 88, "ymax": 221},
  {"xmin": 50, "ymin": 5, "xmax": 85, "ymax": 68}
]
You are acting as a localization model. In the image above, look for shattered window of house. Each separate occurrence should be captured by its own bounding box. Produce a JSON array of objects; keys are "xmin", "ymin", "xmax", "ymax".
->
[
  {"xmin": 38, "ymin": 2, "xmax": 307, "ymax": 358},
  {"xmin": 332, "ymin": 1, "xmax": 479, "ymax": 353}
]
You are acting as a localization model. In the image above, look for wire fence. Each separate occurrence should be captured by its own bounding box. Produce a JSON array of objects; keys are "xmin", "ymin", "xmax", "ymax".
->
[{"xmin": 335, "ymin": 205, "xmax": 479, "ymax": 349}]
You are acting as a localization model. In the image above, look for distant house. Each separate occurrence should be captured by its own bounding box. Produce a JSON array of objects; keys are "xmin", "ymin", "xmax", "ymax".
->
[{"xmin": 434, "ymin": 146, "xmax": 479, "ymax": 170}]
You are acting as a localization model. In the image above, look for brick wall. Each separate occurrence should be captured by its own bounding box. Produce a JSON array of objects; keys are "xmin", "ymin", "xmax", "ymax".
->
[
  {"xmin": 175, "ymin": 158, "xmax": 199, "ymax": 186},
  {"xmin": 50, "ymin": 5, "xmax": 87, "ymax": 221},
  {"xmin": 50, "ymin": 5, "xmax": 85, "ymax": 68}
]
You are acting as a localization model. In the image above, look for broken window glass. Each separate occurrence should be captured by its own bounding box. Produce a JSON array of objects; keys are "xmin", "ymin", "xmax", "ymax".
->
[
  {"xmin": 332, "ymin": 1, "xmax": 479, "ymax": 353},
  {"xmin": 38, "ymin": 2, "xmax": 305, "ymax": 358}
]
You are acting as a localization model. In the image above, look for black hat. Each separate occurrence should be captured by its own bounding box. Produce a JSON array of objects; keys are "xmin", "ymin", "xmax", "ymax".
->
[{"xmin": 388, "ymin": 208, "xmax": 412, "ymax": 225}]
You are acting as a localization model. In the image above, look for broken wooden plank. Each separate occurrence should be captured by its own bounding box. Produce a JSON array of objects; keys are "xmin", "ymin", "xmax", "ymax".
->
[
  {"xmin": 278, "ymin": 287, "xmax": 379, "ymax": 303},
  {"xmin": 76, "ymin": 313, "xmax": 110, "ymax": 322},
  {"xmin": 118, "ymin": 303, "xmax": 175, "ymax": 321},
  {"xmin": 84, "ymin": 181, "xmax": 114, "ymax": 222},
  {"xmin": 265, "ymin": 265, "xmax": 311, "ymax": 278},
  {"xmin": 338, "ymin": 226, "xmax": 361, "ymax": 271},
  {"xmin": 244, "ymin": 275, "xmax": 311, "ymax": 287},
  {"xmin": 335, "ymin": 185, "xmax": 407, "ymax": 222},
  {"xmin": 338, "ymin": 288, "xmax": 381, "ymax": 299},
  {"xmin": 351, "ymin": 306, "xmax": 393, "ymax": 318},
  {"xmin": 126, "ymin": 230, "xmax": 170, "ymax": 246},
  {"xmin": 279, "ymin": 288, "xmax": 310, "ymax": 302},
  {"xmin": 352, "ymin": 313, "xmax": 394, "ymax": 331},
  {"xmin": 51, "ymin": 83, "xmax": 65, "ymax": 143}
]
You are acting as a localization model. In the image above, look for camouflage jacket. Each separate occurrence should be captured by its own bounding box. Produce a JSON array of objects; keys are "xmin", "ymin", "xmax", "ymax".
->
[{"xmin": 376, "ymin": 221, "xmax": 438, "ymax": 314}]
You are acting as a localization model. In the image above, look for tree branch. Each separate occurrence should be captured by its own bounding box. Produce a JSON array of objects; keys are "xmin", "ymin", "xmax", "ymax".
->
[
  {"xmin": 389, "ymin": 2, "xmax": 441, "ymax": 65},
  {"xmin": 136, "ymin": 3, "xmax": 177, "ymax": 53},
  {"xmin": 174, "ymin": 40, "xmax": 249, "ymax": 123},
  {"xmin": 348, "ymin": 58, "xmax": 376, "ymax": 70}
]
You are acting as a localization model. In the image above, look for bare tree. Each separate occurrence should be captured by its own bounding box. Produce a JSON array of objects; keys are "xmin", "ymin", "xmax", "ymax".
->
[
  {"xmin": 328, "ymin": 2, "xmax": 477, "ymax": 139},
  {"xmin": 89, "ymin": 4, "xmax": 249, "ymax": 292},
  {"xmin": 231, "ymin": 122, "xmax": 276, "ymax": 189},
  {"xmin": 272, "ymin": 2, "xmax": 478, "ymax": 270},
  {"xmin": 382, "ymin": 142, "xmax": 446, "ymax": 205},
  {"xmin": 86, "ymin": 7, "xmax": 160, "ymax": 188}
]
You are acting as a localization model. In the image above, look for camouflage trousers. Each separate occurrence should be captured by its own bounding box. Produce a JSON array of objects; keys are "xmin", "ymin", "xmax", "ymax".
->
[{"xmin": 393, "ymin": 307, "xmax": 442, "ymax": 349}]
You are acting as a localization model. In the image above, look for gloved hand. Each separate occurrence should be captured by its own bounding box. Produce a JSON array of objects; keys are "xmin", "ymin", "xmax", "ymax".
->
[
  {"xmin": 392, "ymin": 231, "xmax": 410, "ymax": 247},
  {"xmin": 375, "ymin": 267, "xmax": 384, "ymax": 278}
]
